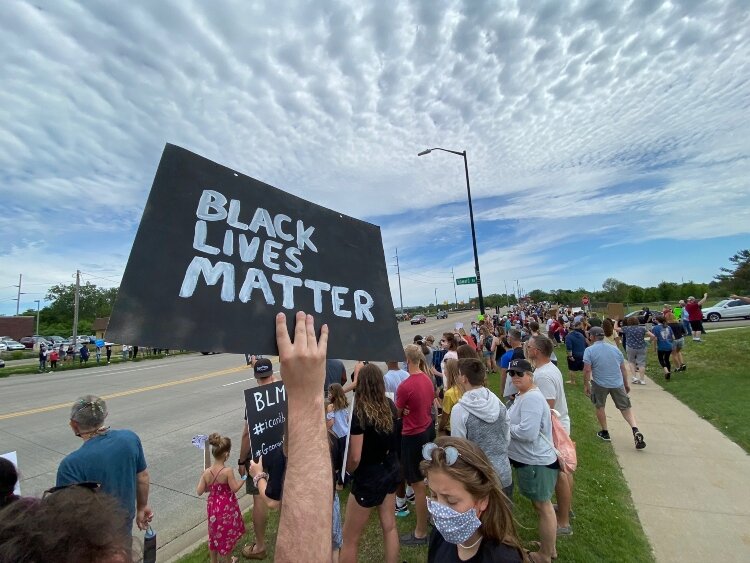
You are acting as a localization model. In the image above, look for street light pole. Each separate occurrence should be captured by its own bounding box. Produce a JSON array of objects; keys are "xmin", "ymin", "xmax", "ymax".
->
[
  {"xmin": 418, "ymin": 148, "xmax": 485, "ymax": 315},
  {"xmin": 34, "ymin": 300, "xmax": 40, "ymax": 335}
]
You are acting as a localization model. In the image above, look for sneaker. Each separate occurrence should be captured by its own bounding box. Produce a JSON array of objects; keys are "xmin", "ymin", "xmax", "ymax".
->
[
  {"xmin": 597, "ymin": 430, "xmax": 611, "ymax": 442},
  {"xmin": 678, "ymin": 364, "xmax": 687, "ymax": 372},
  {"xmin": 395, "ymin": 503, "xmax": 410, "ymax": 517},
  {"xmin": 634, "ymin": 431, "xmax": 646, "ymax": 450},
  {"xmin": 693, "ymin": 338, "xmax": 703, "ymax": 342},
  {"xmin": 638, "ymin": 379, "xmax": 646, "ymax": 385},
  {"xmin": 665, "ymin": 372, "xmax": 671, "ymax": 380},
  {"xmin": 400, "ymin": 532, "xmax": 428, "ymax": 546},
  {"xmin": 553, "ymin": 504, "xmax": 576, "ymax": 519},
  {"xmin": 557, "ymin": 526, "xmax": 573, "ymax": 537},
  {"xmin": 631, "ymin": 377, "xmax": 638, "ymax": 383},
  {"xmin": 406, "ymin": 492, "xmax": 415, "ymax": 504}
]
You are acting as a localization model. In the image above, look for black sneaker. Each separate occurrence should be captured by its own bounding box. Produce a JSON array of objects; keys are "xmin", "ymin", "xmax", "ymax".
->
[
  {"xmin": 679, "ymin": 364, "xmax": 687, "ymax": 372},
  {"xmin": 665, "ymin": 372, "xmax": 671, "ymax": 380},
  {"xmin": 634, "ymin": 431, "xmax": 646, "ymax": 450},
  {"xmin": 597, "ymin": 430, "xmax": 611, "ymax": 441}
]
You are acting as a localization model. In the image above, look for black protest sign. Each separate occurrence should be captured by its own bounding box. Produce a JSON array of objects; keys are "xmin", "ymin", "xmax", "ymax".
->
[
  {"xmin": 245, "ymin": 382, "xmax": 287, "ymax": 462},
  {"xmin": 106, "ymin": 144, "xmax": 403, "ymax": 360}
]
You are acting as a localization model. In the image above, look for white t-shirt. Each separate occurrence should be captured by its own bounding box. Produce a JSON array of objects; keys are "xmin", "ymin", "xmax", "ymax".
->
[{"xmin": 533, "ymin": 362, "xmax": 570, "ymax": 435}]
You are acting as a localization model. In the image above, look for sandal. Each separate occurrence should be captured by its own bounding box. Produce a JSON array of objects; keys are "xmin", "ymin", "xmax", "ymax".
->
[
  {"xmin": 527, "ymin": 541, "xmax": 557, "ymax": 560},
  {"xmin": 241, "ymin": 543, "xmax": 267, "ymax": 560}
]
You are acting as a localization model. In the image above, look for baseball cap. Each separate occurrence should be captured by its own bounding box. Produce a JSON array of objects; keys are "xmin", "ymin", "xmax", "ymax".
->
[
  {"xmin": 254, "ymin": 358, "xmax": 273, "ymax": 377},
  {"xmin": 507, "ymin": 358, "xmax": 533, "ymax": 374},
  {"xmin": 589, "ymin": 326, "xmax": 605, "ymax": 339}
]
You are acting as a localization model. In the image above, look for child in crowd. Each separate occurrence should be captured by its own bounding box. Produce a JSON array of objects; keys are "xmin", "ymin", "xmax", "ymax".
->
[
  {"xmin": 196, "ymin": 433, "xmax": 246, "ymax": 563},
  {"xmin": 0, "ymin": 457, "xmax": 20, "ymax": 509},
  {"xmin": 438, "ymin": 359, "xmax": 463, "ymax": 436},
  {"xmin": 326, "ymin": 383, "xmax": 350, "ymax": 488}
]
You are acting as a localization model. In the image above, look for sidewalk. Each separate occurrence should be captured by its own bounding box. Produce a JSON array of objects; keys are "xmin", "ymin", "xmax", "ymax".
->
[{"xmin": 607, "ymin": 377, "xmax": 750, "ymax": 563}]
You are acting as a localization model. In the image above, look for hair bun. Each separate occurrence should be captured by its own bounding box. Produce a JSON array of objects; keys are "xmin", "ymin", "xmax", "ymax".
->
[{"xmin": 208, "ymin": 433, "xmax": 221, "ymax": 446}]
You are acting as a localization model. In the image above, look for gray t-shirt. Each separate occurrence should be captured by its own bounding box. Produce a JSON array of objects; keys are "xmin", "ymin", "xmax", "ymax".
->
[
  {"xmin": 533, "ymin": 362, "xmax": 570, "ymax": 435},
  {"xmin": 383, "ymin": 369, "xmax": 410, "ymax": 402},
  {"xmin": 507, "ymin": 388, "xmax": 556, "ymax": 466},
  {"xmin": 583, "ymin": 341, "xmax": 625, "ymax": 388}
]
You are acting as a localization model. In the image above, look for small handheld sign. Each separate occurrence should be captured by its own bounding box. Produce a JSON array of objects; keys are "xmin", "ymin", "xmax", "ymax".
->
[
  {"xmin": 244, "ymin": 382, "xmax": 287, "ymax": 462},
  {"xmin": 106, "ymin": 144, "xmax": 404, "ymax": 361}
]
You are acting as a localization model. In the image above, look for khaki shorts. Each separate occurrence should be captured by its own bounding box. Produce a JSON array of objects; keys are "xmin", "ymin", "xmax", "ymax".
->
[{"xmin": 591, "ymin": 381, "xmax": 631, "ymax": 410}]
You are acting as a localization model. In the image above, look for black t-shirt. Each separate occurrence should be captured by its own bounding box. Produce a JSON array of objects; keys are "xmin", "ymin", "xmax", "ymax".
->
[
  {"xmin": 668, "ymin": 322, "xmax": 685, "ymax": 340},
  {"xmin": 511, "ymin": 347, "xmax": 525, "ymax": 360},
  {"xmin": 428, "ymin": 529, "xmax": 523, "ymax": 563},
  {"xmin": 350, "ymin": 399, "xmax": 398, "ymax": 466}
]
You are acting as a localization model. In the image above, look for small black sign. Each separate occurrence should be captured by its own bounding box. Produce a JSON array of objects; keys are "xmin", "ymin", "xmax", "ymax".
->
[
  {"xmin": 106, "ymin": 144, "xmax": 403, "ymax": 360},
  {"xmin": 244, "ymin": 382, "xmax": 287, "ymax": 462}
]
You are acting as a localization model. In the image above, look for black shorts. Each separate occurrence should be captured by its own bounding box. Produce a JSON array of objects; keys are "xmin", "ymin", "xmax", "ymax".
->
[
  {"xmin": 351, "ymin": 456, "xmax": 401, "ymax": 508},
  {"xmin": 689, "ymin": 319, "xmax": 704, "ymax": 333},
  {"xmin": 567, "ymin": 356, "xmax": 584, "ymax": 372},
  {"xmin": 401, "ymin": 428, "xmax": 433, "ymax": 484}
]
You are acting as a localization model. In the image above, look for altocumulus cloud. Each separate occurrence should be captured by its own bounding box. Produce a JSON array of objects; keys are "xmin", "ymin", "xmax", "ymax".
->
[{"xmin": 0, "ymin": 0, "xmax": 748, "ymax": 313}]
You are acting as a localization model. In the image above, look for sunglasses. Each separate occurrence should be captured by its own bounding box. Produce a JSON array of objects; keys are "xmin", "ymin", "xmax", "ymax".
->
[
  {"xmin": 422, "ymin": 442, "xmax": 460, "ymax": 465},
  {"xmin": 43, "ymin": 481, "xmax": 100, "ymax": 498},
  {"xmin": 509, "ymin": 371, "xmax": 526, "ymax": 378}
]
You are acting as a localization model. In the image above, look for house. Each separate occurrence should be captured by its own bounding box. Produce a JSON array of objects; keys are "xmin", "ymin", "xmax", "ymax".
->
[{"xmin": 93, "ymin": 317, "xmax": 110, "ymax": 341}]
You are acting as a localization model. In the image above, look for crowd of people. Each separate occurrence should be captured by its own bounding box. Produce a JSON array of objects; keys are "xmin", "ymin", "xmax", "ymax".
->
[{"xmin": 0, "ymin": 293, "xmax": 727, "ymax": 562}]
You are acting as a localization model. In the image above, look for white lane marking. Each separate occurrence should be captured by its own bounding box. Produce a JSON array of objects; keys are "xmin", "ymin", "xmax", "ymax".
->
[{"xmin": 221, "ymin": 370, "xmax": 279, "ymax": 386}]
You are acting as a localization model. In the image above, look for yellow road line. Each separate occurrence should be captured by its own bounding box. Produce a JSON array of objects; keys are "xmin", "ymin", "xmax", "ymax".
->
[{"xmin": 0, "ymin": 365, "xmax": 249, "ymax": 421}]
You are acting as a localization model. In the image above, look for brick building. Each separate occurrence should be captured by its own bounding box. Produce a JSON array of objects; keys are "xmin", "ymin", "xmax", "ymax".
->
[{"xmin": 0, "ymin": 316, "xmax": 35, "ymax": 340}]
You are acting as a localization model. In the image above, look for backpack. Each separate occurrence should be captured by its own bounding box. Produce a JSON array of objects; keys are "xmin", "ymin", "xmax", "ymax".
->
[{"xmin": 484, "ymin": 336, "xmax": 493, "ymax": 351}]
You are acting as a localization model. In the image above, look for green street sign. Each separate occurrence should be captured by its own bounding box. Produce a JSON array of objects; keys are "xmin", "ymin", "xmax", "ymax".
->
[{"xmin": 456, "ymin": 276, "xmax": 477, "ymax": 285}]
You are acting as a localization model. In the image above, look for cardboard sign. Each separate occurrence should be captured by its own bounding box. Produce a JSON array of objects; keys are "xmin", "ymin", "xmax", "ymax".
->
[
  {"xmin": 106, "ymin": 144, "xmax": 404, "ymax": 360},
  {"xmin": 0, "ymin": 451, "xmax": 20, "ymax": 495},
  {"xmin": 607, "ymin": 303, "xmax": 626, "ymax": 320},
  {"xmin": 245, "ymin": 382, "xmax": 287, "ymax": 462}
]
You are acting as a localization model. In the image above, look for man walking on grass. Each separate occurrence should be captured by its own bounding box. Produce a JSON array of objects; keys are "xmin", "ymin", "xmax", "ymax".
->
[{"xmin": 583, "ymin": 327, "xmax": 646, "ymax": 450}]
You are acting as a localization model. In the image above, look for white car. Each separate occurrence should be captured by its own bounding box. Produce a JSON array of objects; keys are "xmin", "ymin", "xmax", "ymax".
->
[
  {"xmin": 702, "ymin": 299, "xmax": 750, "ymax": 322},
  {"xmin": 3, "ymin": 340, "xmax": 26, "ymax": 351},
  {"xmin": 0, "ymin": 342, "xmax": 7, "ymax": 352}
]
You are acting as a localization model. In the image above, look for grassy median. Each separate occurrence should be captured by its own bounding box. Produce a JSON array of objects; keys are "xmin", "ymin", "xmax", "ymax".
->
[
  {"xmin": 644, "ymin": 325, "xmax": 750, "ymax": 453},
  {"xmin": 178, "ymin": 364, "xmax": 653, "ymax": 562}
]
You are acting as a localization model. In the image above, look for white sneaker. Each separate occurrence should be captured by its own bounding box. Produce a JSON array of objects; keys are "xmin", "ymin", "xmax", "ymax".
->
[
  {"xmin": 639, "ymin": 379, "xmax": 647, "ymax": 385},
  {"xmin": 631, "ymin": 377, "xmax": 638, "ymax": 383}
]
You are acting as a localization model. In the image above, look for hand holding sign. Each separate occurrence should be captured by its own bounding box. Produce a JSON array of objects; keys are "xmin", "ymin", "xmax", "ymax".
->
[{"xmin": 276, "ymin": 311, "xmax": 328, "ymax": 401}]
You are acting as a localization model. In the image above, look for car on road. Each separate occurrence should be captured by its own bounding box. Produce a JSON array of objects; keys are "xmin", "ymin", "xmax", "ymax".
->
[
  {"xmin": 702, "ymin": 299, "xmax": 750, "ymax": 322},
  {"xmin": 436, "ymin": 310, "xmax": 448, "ymax": 319},
  {"xmin": 410, "ymin": 314, "xmax": 427, "ymax": 325},
  {"xmin": 3, "ymin": 340, "xmax": 26, "ymax": 351},
  {"xmin": 0, "ymin": 358, "xmax": 5, "ymax": 368},
  {"xmin": 624, "ymin": 310, "xmax": 654, "ymax": 324}
]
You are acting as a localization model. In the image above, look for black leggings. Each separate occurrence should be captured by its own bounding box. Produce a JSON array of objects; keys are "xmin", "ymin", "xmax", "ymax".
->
[{"xmin": 657, "ymin": 350, "xmax": 671, "ymax": 372}]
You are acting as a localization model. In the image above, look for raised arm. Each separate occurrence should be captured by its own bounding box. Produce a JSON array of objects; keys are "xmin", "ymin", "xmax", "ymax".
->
[
  {"xmin": 698, "ymin": 293, "xmax": 708, "ymax": 306},
  {"xmin": 274, "ymin": 312, "xmax": 332, "ymax": 562},
  {"xmin": 730, "ymin": 294, "xmax": 750, "ymax": 304}
]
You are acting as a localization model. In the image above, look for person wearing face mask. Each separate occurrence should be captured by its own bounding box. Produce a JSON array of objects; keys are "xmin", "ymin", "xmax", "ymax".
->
[{"xmin": 420, "ymin": 437, "xmax": 527, "ymax": 563}]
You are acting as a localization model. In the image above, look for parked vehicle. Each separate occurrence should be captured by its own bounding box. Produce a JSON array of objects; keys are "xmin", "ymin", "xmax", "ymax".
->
[
  {"xmin": 3, "ymin": 340, "xmax": 26, "ymax": 351},
  {"xmin": 0, "ymin": 342, "xmax": 7, "ymax": 353},
  {"xmin": 436, "ymin": 310, "xmax": 448, "ymax": 319},
  {"xmin": 21, "ymin": 336, "xmax": 53, "ymax": 349},
  {"xmin": 48, "ymin": 336, "xmax": 65, "ymax": 345},
  {"xmin": 410, "ymin": 314, "xmax": 427, "ymax": 325},
  {"xmin": 624, "ymin": 310, "xmax": 651, "ymax": 324},
  {"xmin": 702, "ymin": 299, "xmax": 750, "ymax": 322},
  {"xmin": 0, "ymin": 358, "xmax": 5, "ymax": 368}
]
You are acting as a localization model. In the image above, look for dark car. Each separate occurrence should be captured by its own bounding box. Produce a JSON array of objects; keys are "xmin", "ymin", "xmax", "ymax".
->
[
  {"xmin": 436, "ymin": 310, "xmax": 448, "ymax": 319},
  {"xmin": 410, "ymin": 314, "xmax": 427, "ymax": 325},
  {"xmin": 624, "ymin": 309, "xmax": 653, "ymax": 325}
]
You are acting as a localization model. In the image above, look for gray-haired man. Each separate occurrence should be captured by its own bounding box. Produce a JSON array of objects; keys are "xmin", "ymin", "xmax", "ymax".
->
[{"xmin": 56, "ymin": 395, "xmax": 152, "ymax": 530}]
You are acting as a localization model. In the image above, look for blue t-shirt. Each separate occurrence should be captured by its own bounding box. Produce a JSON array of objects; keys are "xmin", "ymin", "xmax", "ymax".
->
[
  {"xmin": 56, "ymin": 429, "xmax": 147, "ymax": 524},
  {"xmin": 583, "ymin": 342, "xmax": 625, "ymax": 388},
  {"xmin": 652, "ymin": 325, "xmax": 674, "ymax": 352},
  {"xmin": 500, "ymin": 349, "xmax": 517, "ymax": 397}
]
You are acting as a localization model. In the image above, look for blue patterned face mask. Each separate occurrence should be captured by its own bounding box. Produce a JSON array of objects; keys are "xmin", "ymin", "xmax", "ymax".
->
[{"xmin": 427, "ymin": 498, "xmax": 482, "ymax": 544}]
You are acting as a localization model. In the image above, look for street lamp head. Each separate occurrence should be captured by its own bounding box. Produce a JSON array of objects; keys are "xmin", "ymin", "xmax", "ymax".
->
[{"xmin": 417, "ymin": 149, "xmax": 432, "ymax": 156}]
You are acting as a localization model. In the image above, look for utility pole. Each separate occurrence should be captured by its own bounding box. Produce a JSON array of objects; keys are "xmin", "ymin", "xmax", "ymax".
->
[
  {"xmin": 394, "ymin": 249, "xmax": 404, "ymax": 315},
  {"xmin": 14, "ymin": 274, "xmax": 22, "ymax": 315},
  {"xmin": 451, "ymin": 267, "xmax": 458, "ymax": 309},
  {"xmin": 35, "ymin": 300, "xmax": 40, "ymax": 335},
  {"xmin": 504, "ymin": 280, "xmax": 510, "ymax": 307},
  {"xmin": 434, "ymin": 288, "xmax": 438, "ymax": 310},
  {"xmin": 72, "ymin": 270, "xmax": 80, "ymax": 345}
]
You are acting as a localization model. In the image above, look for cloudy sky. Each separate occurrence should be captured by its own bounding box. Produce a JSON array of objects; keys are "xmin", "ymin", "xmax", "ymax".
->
[{"xmin": 1, "ymin": 0, "xmax": 749, "ymax": 316}]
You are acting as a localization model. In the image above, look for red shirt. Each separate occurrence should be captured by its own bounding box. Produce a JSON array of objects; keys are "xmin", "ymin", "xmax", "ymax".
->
[
  {"xmin": 395, "ymin": 371, "xmax": 434, "ymax": 436},
  {"xmin": 685, "ymin": 302, "xmax": 702, "ymax": 321}
]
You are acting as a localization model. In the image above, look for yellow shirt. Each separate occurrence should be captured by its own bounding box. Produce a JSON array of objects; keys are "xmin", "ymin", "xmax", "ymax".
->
[{"xmin": 442, "ymin": 386, "xmax": 463, "ymax": 432}]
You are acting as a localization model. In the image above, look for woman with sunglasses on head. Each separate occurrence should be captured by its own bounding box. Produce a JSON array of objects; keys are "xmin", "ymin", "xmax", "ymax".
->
[
  {"xmin": 439, "ymin": 332, "xmax": 459, "ymax": 377},
  {"xmin": 421, "ymin": 437, "xmax": 527, "ymax": 563},
  {"xmin": 340, "ymin": 363, "xmax": 401, "ymax": 563},
  {"xmin": 506, "ymin": 359, "xmax": 558, "ymax": 563}
]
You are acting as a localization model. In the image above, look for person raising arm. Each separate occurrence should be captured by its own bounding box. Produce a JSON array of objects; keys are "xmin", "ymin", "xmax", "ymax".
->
[{"xmin": 274, "ymin": 312, "xmax": 332, "ymax": 563}]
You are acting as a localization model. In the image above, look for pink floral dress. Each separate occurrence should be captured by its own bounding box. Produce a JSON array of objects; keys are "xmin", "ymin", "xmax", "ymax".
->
[{"xmin": 206, "ymin": 468, "xmax": 246, "ymax": 555}]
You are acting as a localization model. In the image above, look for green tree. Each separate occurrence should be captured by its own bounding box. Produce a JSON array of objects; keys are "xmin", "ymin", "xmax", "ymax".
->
[
  {"xmin": 715, "ymin": 249, "xmax": 750, "ymax": 291},
  {"xmin": 602, "ymin": 278, "xmax": 629, "ymax": 302},
  {"xmin": 41, "ymin": 283, "xmax": 118, "ymax": 335},
  {"xmin": 627, "ymin": 286, "xmax": 645, "ymax": 303}
]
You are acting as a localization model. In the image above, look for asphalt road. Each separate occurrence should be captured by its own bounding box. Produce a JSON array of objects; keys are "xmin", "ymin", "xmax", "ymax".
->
[{"xmin": 0, "ymin": 309, "xmax": 482, "ymax": 558}]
